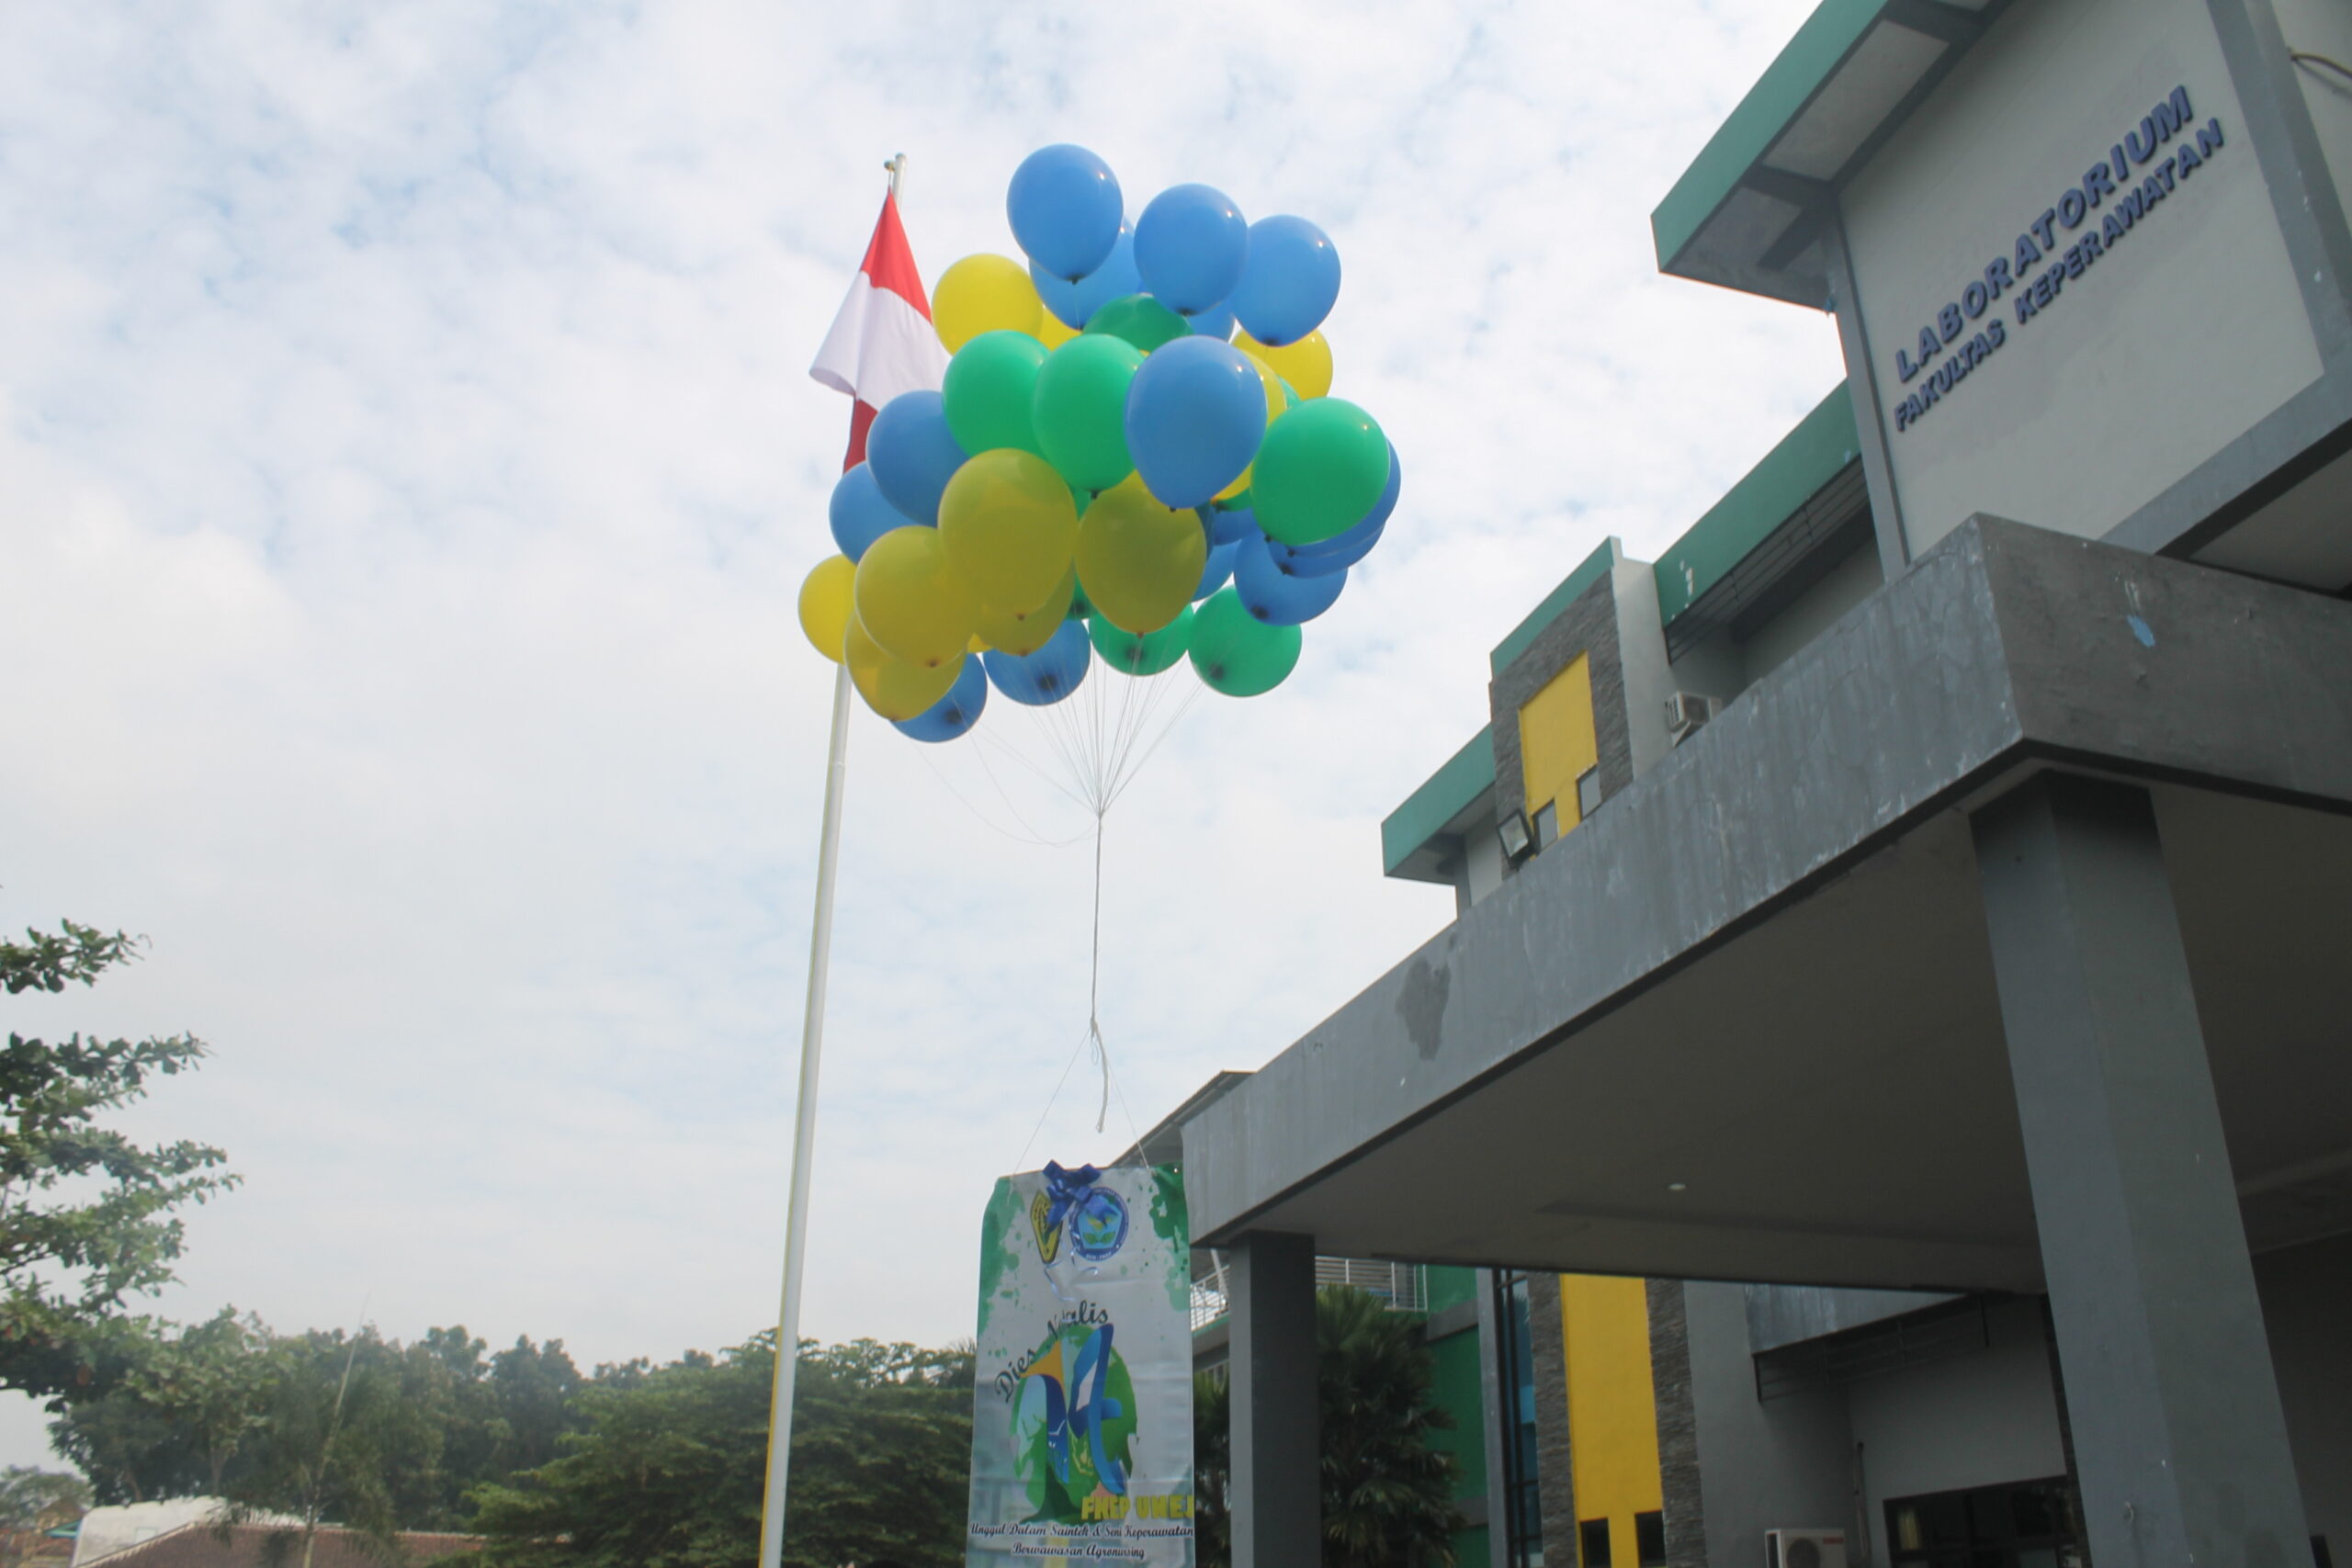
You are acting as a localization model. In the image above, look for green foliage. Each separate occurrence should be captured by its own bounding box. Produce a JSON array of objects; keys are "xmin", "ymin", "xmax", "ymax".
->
[
  {"xmin": 51, "ymin": 1309, "xmax": 272, "ymax": 1502},
  {"xmin": 0, "ymin": 1465, "xmax": 89, "ymax": 1529},
  {"xmin": 1191, "ymin": 1371, "xmax": 1230, "ymax": 1568},
  {"xmin": 51, "ymin": 1318, "xmax": 587, "ymax": 1528},
  {"xmin": 1317, "ymin": 1288, "xmax": 1463, "ymax": 1568},
  {"xmin": 0, "ymin": 922, "xmax": 235, "ymax": 1398},
  {"xmin": 471, "ymin": 1336, "xmax": 973, "ymax": 1568},
  {"xmin": 1193, "ymin": 1287, "xmax": 1464, "ymax": 1568}
]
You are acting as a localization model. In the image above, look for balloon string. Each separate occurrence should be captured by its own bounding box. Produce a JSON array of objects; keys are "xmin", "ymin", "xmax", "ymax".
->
[{"xmin": 1088, "ymin": 809, "xmax": 1109, "ymax": 1134}]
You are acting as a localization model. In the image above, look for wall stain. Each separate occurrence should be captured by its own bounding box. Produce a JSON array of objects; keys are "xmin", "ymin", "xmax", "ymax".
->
[{"xmin": 1398, "ymin": 956, "xmax": 1452, "ymax": 1059}]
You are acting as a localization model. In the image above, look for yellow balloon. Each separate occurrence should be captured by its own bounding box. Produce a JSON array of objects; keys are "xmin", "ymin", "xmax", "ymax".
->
[
  {"xmin": 1075, "ymin": 477, "xmax": 1207, "ymax": 636},
  {"xmin": 1238, "ymin": 352, "xmax": 1288, "ymax": 427},
  {"xmin": 1238, "ymin": 328, "xmax": 1333, "ymax": 400},
  {"xmin": 797, "ymin": 555, "xmax": 856, "ymax": 663},
  {"xmin": 933, "ymin": 255, "xmax": 1043, "ymax": 352},
  {"xmin": 973, "ymin": 566, "xmax": 1076, "ymax": 656},
  {"xmin": 1036, "ymin": 311, "xmax": 1080, "ymax": 349},
  {"xmin": 845, "ymin": 614, "xmax": 962, "ymax": 720},
  {"xmin": 854, "ymin": 525, "xmax": 980, "ymax": 669},
  {"xmin": 1205, "ymin": 355, "xmax": 1290, "ymax": 502},
  {"xmin": 939, "ymin": 448, "xmax": 1080, "ymax": 616}
]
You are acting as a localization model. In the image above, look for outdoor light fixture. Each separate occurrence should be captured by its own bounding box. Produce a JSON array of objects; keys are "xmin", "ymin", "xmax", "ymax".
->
[{"xmin": 1497, "ymin": 809, "xmax": 1533, "ymax": 861}]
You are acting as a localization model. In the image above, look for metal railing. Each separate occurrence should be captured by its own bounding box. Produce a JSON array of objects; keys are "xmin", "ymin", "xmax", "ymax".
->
[{"xmin": 1189, "ymin": 1255, "xmax": 1427, "ymax": 1333}]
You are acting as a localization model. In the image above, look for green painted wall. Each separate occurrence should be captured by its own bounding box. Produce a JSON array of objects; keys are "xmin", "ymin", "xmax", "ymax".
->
[
  {"xmin": 1424, "ymin": 1265, "xmax": 1493, "ymax": 1564},
  {"xmin": 1426, "ymin": 1263, "xmax": 1483, "ymax": 1315}
]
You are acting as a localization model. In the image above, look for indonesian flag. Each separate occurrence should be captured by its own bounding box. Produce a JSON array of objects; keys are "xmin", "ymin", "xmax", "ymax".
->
[{"xmin": 809, "ymin": 191, "xmax": 948, "ymax": 469}]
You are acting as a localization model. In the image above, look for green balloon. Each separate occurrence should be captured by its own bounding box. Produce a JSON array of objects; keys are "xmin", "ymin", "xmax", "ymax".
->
[
  {"xmin": 1033, "ymin": 334, "xmax": 1142, "ymax": 491},
  {"xmin": 1250, "ymin": 398, "xmax": 1389, "ymax": 546},
  {"xmin": 1085, "ymin": 293, "xmax": 1190, "ymax": 354},
  {"xmin": 1090, "ymin": 605, "xmax": 1193, "ymax": 676},
  {"xmin": 1188, "ymin": 589, "xmax": 1301, "ymax": 697},
  {"xmin": 942, "ymin": 331, "xmax": 1047, "ymax": 457},
  {"xmin": 1067, "ymin": 579, "xmax": 1097, "ymax": 621}
]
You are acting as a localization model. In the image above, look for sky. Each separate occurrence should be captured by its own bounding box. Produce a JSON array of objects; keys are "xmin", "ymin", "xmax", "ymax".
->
[{"xmin": 0, "ymin": 0, "xmax": 1844, "ymax": 1469}]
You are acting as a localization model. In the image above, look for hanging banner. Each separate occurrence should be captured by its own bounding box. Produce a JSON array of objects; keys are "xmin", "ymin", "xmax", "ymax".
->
[{"xmin": 967, "ymin": 1161, "xmax": 1195, "ymax": 1567}]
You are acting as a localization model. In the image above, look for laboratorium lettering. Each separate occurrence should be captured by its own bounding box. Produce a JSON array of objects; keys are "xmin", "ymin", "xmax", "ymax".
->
[{"xmin": 1890, "ymin": 85, "xmax": 2227, "ymax": 435}]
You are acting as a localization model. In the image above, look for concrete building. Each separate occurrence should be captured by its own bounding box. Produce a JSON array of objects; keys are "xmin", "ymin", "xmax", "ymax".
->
[{"xmin": 1162, "ymin": 2, "xmax": 2352, "ymax": 1565}]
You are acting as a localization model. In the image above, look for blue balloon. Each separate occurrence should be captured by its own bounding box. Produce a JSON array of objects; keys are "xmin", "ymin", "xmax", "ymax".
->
[
  {"xmin": 1269, "ymin": 444, "xmax": 1399, "ymax": 578},
  {"xmin": 893, "ymin": 657, "xmax": 988, "ymax": 743},
  {"xmin": 1134, "ymin": 185, "xmax": 1249, "ymax": 315},
  {"xmin": 1206, "ymin": 502, "xmax": 1258, "ymax": 547},
  {"xmin": 1007, "ymin": 144, "xmax": 1124, "ymax": 282},
  {"xmin": 1234, "ymin": 537, "xmax": 1348, "ymax": 626},
  {"xmin": 984, "ymin": 619, "xmax": 1092, "ymax": 706},
  {"xmin": 829, "ymin": 462, "xmax": 916, "ymax": 562},
  {"xmin": 1035, "ymin": 224, "xmax": 1140, "ymax": 330},
  {"xmin": 864, "ymin": 390, "xmax": 968, "ymax": 526},
  {"xmin": 1194, "ymin": 538, "xmax": 1239, "ymax": 602},
  {"xmin": 1124, "ymin": 337, "xmax": 1266, "ymax": 509},
  {"xmin": 1187, "ymin": 299, "xmax": 1236, "ymax": 342},
  {"xmin": 1229, "ymin": 215, "xmax": 1342, "ymax": 347},
  {"xmin": 1270, "ymin": 519, "xmax": 1382, "ymax": 580}
]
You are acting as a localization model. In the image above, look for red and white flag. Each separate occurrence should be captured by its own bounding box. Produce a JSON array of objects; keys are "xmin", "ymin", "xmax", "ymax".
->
[{"xmin": 809, "ymin": 191, "xmax": 948, "ymax": 470}]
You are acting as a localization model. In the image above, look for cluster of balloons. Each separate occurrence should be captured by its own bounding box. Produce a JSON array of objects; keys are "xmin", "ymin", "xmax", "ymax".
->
[{"xmin": 797, "ymin": 144, "xmax": 1402, "ymax": 744}]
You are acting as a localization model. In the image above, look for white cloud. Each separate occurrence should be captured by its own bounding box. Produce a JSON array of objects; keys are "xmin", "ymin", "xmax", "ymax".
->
[{"xmin": 0, "ymin": 0, "xmax": 1840, "ymax": 1466}]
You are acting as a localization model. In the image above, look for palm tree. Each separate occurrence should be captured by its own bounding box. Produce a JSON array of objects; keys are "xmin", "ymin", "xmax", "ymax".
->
[
  {"xmin": 1317, "ymin": 1287, "xmax": 1462, "ymax": 1568},
  {"xmin": 1194, "ymin": 1286, "xmax": 1464, "ymax": 1568},
  {"xmin": 1192, "ymin": 1371, "xmax": 1230, "ymax": 1567}
]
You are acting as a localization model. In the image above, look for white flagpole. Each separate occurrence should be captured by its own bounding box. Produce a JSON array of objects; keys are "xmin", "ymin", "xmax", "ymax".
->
[{"xmin": 757, "ymin": 152, "xmax": 906, "ymax": 1568}]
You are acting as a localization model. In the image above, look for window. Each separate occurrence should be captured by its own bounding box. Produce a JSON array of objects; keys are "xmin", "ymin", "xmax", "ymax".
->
[
  {"xmin": 1576, "ymin": 766, "xmax": 1602, "ymax": 819},
  {"xmin": 1634, "ymin": 1512, "xmax": 1666, "ymax": 1566},
  {"xmin": 1579, "ymin": 1518, "xmax": 1612, "ymax": 1568},
  {"xmin": 1533, "ymin": 800, "xmax": 1560, "ymax": 849},
  {"xmin": 1885, "ymin": 1477, "xmax": 2081, "ymax": 1567},
  {"xmin": 1494, "ymin": 1270, "xmax": 1544, "ymax": 1568}
]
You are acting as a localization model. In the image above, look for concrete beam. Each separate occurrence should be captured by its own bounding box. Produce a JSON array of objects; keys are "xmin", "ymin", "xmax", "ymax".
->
[
  {"xmin": 1974, "ymin": 774, "xmax": 2308, "ymax": 1567},
  {"xmin": 1186, "ymin": 517, "xmax": 2352, "ymax": 1250}
]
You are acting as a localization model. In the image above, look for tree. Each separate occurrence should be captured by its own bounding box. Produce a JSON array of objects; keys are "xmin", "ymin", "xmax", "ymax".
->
[
  {"xmin": 0, "ymin": 1466, "xmax": 89, "ymax": 1568},
  {"xmin": 0, "ymin": 1465, "xmax": 87, "ymax": 1528},
  {"xmin": 51, "ymin": 1315, "xmax": 591, "ymax": 1530},
  {"xmin": 1192, "ymin": 1371, "xmax": 1230, "ymax": 1568},
  {"xmin": 1316, "ymin": 1288, "xmax": 1463, "ymax": 1568},
  {"xmin": 51, "ymin": 1309, "xmax": 274, "ymax": 1503},
  {"xmin": 471, "ymin": 1335, "xmax": 974, "ymax": 1568},
  {"xmin": 484, "ymin": 1337, "xmax": 585, "ymax": 1478},
  {"xmin": 0, "ymin": 921, "xmax": 236, "ymax": 1397},
  {"xmin": 1193, "ymin": 1287, "xmax": 1464, "ymax": 1568}
]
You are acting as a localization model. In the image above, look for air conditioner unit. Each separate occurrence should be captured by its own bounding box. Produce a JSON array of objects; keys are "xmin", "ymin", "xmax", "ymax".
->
[
  {"xmin": 1765, "ymin": 1529, "xmax": 1847, "ymax": 1568},
  {"xmin": 1665, "ymin": 690, "xmax": 1723, "ymax": 742}
]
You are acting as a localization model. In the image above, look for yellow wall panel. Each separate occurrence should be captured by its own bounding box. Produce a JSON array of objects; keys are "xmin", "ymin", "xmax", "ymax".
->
[
  {"xmin": 1560, "ymin": 1273, "xmax": 1663, "ymax": 1564},
  {"xmin": 1519, "ymin": 654, "xmax": 1598, "ymax": 834}
]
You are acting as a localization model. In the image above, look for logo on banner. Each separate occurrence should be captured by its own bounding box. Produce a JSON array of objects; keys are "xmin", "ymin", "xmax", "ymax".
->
[
  {"xmin": 1030, "ymin": 1161, "xmax": 1130, "ymax": 1265},
  {"xmin": 1012, "ymin": 1319, "xmax": 1138, "ymax": 1523}
]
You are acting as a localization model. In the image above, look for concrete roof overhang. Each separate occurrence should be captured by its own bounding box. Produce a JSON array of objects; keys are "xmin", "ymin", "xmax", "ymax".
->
[
  {"xmin": 1186, "ymin": 517, "xmax": 2352, "ymax": 1294},
  {"xmin": 1653, "ymin": 0, "xmax": 2007, "ymax": 306}
]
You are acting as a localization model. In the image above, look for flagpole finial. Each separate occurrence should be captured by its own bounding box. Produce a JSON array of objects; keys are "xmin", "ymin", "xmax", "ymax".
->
[{"xmin": 886, "ymin": 153, "xmax": 908, "ymax": 199}]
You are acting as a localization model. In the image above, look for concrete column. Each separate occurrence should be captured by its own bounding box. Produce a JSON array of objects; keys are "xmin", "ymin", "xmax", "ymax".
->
[
  {"xmin": 1227, "ymin": 1231, "xmax": 1318, "ymax": 1568},
  {"xmin": 1973, "ymin": 773, "xmax": 2308, "ymax": 1568}
]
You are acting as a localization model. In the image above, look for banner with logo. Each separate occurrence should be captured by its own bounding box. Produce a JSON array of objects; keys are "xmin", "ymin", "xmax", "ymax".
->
[{"xmin": 966, "ymin": 1161, "xmax": 1195, "ymax": 1567}]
